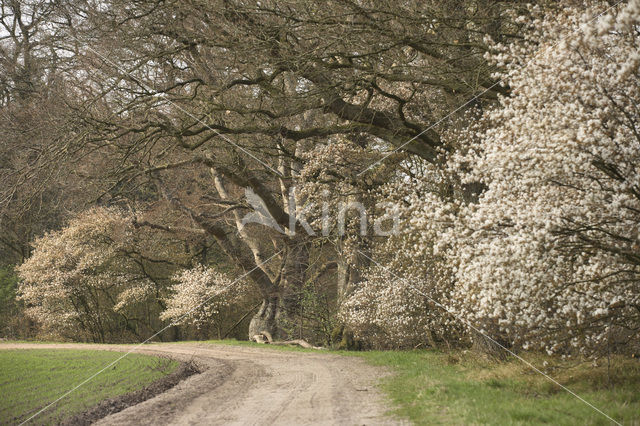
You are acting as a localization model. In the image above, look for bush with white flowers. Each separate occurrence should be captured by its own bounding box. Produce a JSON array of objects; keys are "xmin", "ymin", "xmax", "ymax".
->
[
  {"xmin": 161, "ymin": 265, "xmax": 247, "ymax": 328},
  {"xmin": 448, "ymin": 0, "xmax": 640, "ymax": 355},
  {"xmin": 17, "ymin": 208, "xmax": 155, "ymax": 342},
  {"xmin": 341, "ymin": 1, "xmax": 640, "ymax": 355},
  {"xmin": 340, "ymin": 173, "xmax": 464, "ymax": 349}
]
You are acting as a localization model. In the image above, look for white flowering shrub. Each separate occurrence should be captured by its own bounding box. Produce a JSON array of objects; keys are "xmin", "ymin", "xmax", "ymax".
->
[
  {"xmin": 17, "ymin": 208, "xmax": 156, "ymax": 342},
  {"xmin": 340, "ymin": 265, "xmax": 462, "ymax": 349},
  {"xmin": 340, "ymin": 172, "xmax": 465, "ymax": 349},
  {"xmin": 339, "ymin": 266, "xmax": 432, "ymax": 349},
  {"xmin": 298, "ymin": 141, "xmax": 450, "ymax": 349},
  {"xmin": 448, "ymin": 0, "xmax": 640, "ymax": 355},
  {"xmin": 342, "ymin": 1, "xmax": 640, "ymax": 355},
  {"xmin": 160, "ymin": 265, "xmax": 247, "ymax": 328}
]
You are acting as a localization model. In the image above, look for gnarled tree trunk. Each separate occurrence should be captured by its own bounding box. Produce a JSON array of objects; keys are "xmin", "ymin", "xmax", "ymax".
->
[
  {"xmin": 249, "ymin": 240, "xmax": 309, "ymax": 341},
  {"xmin": 248, "ymin": 296, "xmax": 282, "ymax": 340}
]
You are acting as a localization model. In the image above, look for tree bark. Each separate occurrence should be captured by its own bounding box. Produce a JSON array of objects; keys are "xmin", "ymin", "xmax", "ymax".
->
[
  {"xmin": 248, "ymin": 295, "xmax": 284, "ymax": 340},
  {"xmin": 248, "ymin": 239, "xmax": 309, "ymax": 340}
]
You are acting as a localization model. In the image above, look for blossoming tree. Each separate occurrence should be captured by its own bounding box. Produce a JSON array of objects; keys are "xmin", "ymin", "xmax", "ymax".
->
[
  {"xmin": 341, "ymin": 0, "xmax": 640, "ymax": 355},
  {"xmin": 17, "ymin": 208, "xmax": 185, "ymax": 342},
  {"xmin": 450, "ymin": 0, "xmax": 640, "ymax": 355}
]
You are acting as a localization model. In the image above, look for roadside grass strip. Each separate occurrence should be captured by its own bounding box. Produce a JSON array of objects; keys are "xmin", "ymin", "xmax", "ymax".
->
[{"xmin": 0, "ymin": 349, "xmax": 178, "ymax": 425}]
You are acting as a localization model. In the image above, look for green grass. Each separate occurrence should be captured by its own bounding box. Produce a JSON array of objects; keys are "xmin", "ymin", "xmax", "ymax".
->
[
  {"xmin": 194, "ymin": 340, "xmax": 639, "ymax": 425},
  {"xmin": 0, "ymin": 349, "xmax": 178, "ymax": 425},
  {"xmin": 357, "ymin": 350, "xmax": 640, "ymax": 425}
]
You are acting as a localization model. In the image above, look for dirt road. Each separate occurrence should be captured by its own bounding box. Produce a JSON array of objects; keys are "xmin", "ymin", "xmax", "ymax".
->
[{"xmin": 1, "ymin": 342, "xmax": 401, "ymax": 425}]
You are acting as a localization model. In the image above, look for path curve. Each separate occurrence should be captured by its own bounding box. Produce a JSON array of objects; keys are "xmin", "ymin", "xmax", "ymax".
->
[{"xmin": 0, "ymin": 343, "xmax": 402, "ymax": 425}]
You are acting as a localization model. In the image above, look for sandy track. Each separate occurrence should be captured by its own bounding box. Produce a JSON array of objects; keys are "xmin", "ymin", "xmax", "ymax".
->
[{"xmin": 0, "ymin": 343, "xmax": 402, "ymax": 425}]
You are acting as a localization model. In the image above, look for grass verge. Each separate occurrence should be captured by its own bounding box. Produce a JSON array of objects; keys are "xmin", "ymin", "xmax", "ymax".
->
[
  {"xmin": 0, "ymin": 349, "xmax": 179, "ymax": 425},
  {"xmin": 357, "ymin": 350, "xmax": 639, "ymax": 425},
  {"xmin": 195, "ymin": 339, "xmax": 639, "ymax": 425}
]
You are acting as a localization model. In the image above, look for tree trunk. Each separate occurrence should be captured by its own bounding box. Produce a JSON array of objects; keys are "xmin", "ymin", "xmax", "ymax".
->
[
  {"xmin": 248, "ymin": 295, "xmax": 286, "ymax": 340},
  {"xmin": 336, "ymin": 241, "xmax": 368, "ymax": 302},
  {"xmin": 248, "ymin": 241, "xmax": 309, "ymax": 341}
]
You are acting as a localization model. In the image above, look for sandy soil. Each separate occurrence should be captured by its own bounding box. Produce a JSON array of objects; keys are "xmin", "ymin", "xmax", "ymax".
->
[{"xmin": 0, "ymin": 342, "xmax": 403, "ymax": 425}]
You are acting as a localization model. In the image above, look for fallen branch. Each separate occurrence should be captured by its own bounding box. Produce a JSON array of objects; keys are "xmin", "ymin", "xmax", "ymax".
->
[{"xmin": 270, "ymin": 339, "xmax": 325, "ymax": 350}]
